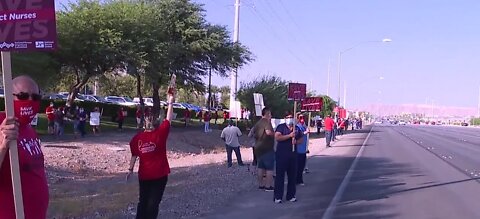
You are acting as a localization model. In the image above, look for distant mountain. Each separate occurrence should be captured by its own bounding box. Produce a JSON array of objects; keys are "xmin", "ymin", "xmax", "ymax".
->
[{"xmin": 355, "ymin": 104, "xmax": 478, "ymax": 117}]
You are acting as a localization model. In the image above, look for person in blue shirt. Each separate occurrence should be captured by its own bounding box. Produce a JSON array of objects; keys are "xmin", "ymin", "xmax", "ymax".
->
[
  {"xmin": 296, "ymin": 116, "xmax": 309, "ymax": 185},
  {"xmin": 273, "ymin": 113, "xmax": 304, "ymax": 204}
]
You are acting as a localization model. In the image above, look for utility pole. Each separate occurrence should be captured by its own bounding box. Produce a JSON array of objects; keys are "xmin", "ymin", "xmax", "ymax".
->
[
  {"xmin": 326, "ymin": 58, "xmax": 331, "ymax": 96},
  {"xmin": 337, "ymin": 52, "xmax": 342, "ymax": 106},
  {"xmin": 229, "ymin": 0, "xmax": 240, "ymax": 113},
  {"xmin": 343, "ymin": 82, "xmax": 347, "ymax": 108}
]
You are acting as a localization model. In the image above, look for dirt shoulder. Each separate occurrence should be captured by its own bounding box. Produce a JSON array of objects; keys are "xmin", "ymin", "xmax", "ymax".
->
[{"xmin": 43, "ymin": 127, "xmax": 256, "ymax": 219}]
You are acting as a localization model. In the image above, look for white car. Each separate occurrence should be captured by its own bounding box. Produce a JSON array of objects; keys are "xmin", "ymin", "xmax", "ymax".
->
[
  {"xmin": 133, "ymin": 97, "xmax": 154, "ymax": 106},
  {"xmin": 105, "ymin": 96, "xmax": 138, "ymax": 106},
  {"xmin": 398, "ymin": 120, "xmax": 406, "ymax": 125}
]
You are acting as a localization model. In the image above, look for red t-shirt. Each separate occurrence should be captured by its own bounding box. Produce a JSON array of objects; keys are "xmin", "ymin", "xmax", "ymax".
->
[
  {"xmin": 0, "ymin": 114, "xmax": 49, "ymax": 219},
  {"xmin": 324, "ymin": 117, "xmax": 335, "ymax": 131},
  {"xmin": 45, "ymin": 106, "xmax": 55, "ymax": 121},
  {"xmin": 184, "ymin": 110, "xmax": 190, "ymax": 118},
  {"xmin": 203, "ymin": 113, "xmax": 210, "ymax": 122},
  {"xmin": 118, "ymin": 110, "xmax": 125, "ymax": 120},
  {"xmin": 136, "ymin": 110, "xmax": 142, "ymax": 118},
  {"xmin": 129, "ymin": 120, "xmax": 171, "ymax": 180}
]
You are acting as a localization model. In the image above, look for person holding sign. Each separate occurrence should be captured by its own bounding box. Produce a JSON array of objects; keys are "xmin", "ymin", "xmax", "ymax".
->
[
  {"xmin": 89, "ymin": 107, "xmax": 101, "ymax": 135},
  {"xmin": 273, "ymin": 113, "xmax": 304, "ymax": 204},
  {"xmin": 126, "ymin": 75, "xmax": 176, "ymax": 219},
  {"xmin": 0, "ymin": 76, "xmax": 49, "ymax": 219}
]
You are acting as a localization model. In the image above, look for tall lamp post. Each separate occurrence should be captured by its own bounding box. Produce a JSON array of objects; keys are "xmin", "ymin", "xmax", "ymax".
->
[{"xmin": 337, "ymin": 38, "xmax": 392, "ymax": 107}]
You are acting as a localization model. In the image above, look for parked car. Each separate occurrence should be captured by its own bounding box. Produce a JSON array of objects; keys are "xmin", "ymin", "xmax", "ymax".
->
[
  {"xmin": 105, "ymin": 96, "xmax": 138, "ymax": 106},
  {"xmin": 83, "ymin": 95, "xmax": 110, "ymax": 103},
  {"xmin": 0, "ymin": 88, "xmax": 4, "ymax": 97},
  {"xmin": 133, "ymin": 97, "xmax": 155, "ymax": 107},
  {"xmin": 44, "ymin": 93, "xmax": 63, "ymax": 100},
  {"xmin": 398, "ymin": 120, "xmax": 406, "ymax": 125},
  {"xmin": 461, "ymin": 122, "xmax": 469, "ymax": 126}
]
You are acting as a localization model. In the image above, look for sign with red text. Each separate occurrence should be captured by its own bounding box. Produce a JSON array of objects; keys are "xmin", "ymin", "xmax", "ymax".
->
[
  {"xmin": 0, "ymin": 0, "xmax": 57, "ymax": 51},
  {"xmin": 301, "ymin": 97, "xmax": 323, "ymax": 112},
  {"xmin": 287, "ymin": 83, "xmax": 306, "ymax": 101},
  {"xmin": 339, "ymin": 109, "xmax": 347, "ymax": 118}
]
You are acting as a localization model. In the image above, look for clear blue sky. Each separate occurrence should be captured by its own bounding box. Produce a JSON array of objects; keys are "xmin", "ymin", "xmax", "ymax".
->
[{"xmin": 57, "ymin": 0, "xmax": 480, "ymax": 108}]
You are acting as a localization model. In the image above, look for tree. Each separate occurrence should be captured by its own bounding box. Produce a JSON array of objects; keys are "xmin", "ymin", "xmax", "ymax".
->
[
  {"xmin": 55, "ymin": 0, "xmax": 125, "ymax": 106},
  {"xmin": 237, "ymin": 75, "xmax": 293, "ymax": 118},
  {"xmin": 138, "ymin": 0, "xmax": 252, "ymax": 117}
]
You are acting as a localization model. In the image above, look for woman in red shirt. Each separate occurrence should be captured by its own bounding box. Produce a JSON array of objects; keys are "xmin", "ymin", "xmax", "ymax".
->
[{"xmin": 126, "ymin": 92, "xmax": 175, "ymax": 219}]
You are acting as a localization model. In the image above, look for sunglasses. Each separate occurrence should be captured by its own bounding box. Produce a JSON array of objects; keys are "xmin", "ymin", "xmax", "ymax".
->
[{"xmin": 13, "ymin": 92, "xmax": 42, "ymax": 101}]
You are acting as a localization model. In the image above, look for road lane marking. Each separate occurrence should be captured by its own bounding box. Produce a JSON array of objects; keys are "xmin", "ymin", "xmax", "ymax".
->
[{"xmin": 321, "ymin": 127, "xmax": 373, "ymax": 219}]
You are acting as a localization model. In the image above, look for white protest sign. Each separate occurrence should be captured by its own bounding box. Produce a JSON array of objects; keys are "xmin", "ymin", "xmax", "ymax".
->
[
  {"xmin": 89, "ymin": 112, "xmax": 101, "ymax": 126},
  {"xmin": 253, "ymin": 93, "xmax": 265, "ymax": 116}
]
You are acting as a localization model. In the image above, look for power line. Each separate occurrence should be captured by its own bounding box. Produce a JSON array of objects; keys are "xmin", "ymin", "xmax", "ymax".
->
[
  {"xmin": 247, "ymin": 5, "xmax": 308, "ymax": 66},
  {"xmin": 277, "ymin": 0, "xmax": 323, "ymax": 62}
]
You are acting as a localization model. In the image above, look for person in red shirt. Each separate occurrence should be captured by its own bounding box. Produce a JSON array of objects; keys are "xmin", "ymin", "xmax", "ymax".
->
[
  {"xmin": 203, "ymin": 111, "xmax": 211, "ymax": 133},
  {"xmin": 0, "ymin": 75, "xmax": 48, "ymax": 219},
  {"xmin": 118, "ymin": 107, "xmax": 125, "ymax": 131},
  {"xmin": 324, "ymin": 114, "xmax": 335, "ymax": 147},
  {"xmin": 45, "ymin": 102, "xmax": 55, "ymax": 135},
  {"xmin": 126, "ymin": 91, "xmax": 175, "ymax": 219},
  {"xmin": 184, "ymin": 110, "xmax": 190, "ymax": 127}
]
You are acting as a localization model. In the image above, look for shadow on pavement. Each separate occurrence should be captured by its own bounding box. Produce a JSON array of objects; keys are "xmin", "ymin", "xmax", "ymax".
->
[{"xmin": 196, "ymin": 153, "xmax": 416, "ymax": 219}]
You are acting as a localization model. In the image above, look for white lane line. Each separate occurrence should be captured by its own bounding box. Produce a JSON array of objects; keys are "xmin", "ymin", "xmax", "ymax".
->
[{"xmin": 321, "ymin": 127, "xmax": 373, "ymax": 219}]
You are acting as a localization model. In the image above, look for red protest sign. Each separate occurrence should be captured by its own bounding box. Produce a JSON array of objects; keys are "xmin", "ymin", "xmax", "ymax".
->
[
  {"xmin": 0, "ymin": 0, "xmax": 57, "ymax": 51},
  {"xmin": 301, "ymin": 97, "xmax": 323, "ymax": 112},
  {"xmin": 288, "ymin": 83, "xmax": 306, "ymax": 101},
  {"xmin": 339, "ymin": 109, "xmax": 347, "ymax": 118}
]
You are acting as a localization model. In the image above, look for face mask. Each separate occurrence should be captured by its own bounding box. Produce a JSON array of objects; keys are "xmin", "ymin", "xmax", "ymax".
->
[
  {"xmin": 285, "ymin": 118, "xmax": 294, "ymax": 126},
  {"xmin": 14, "ymin": 100, "xmax": 40, "ymax": 126}
]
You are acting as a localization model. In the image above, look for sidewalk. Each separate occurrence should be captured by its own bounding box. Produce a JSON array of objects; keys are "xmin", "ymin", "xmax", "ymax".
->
[{"xmin": 195, "ymin": 129, "xmax": 371, "ymax": 219}]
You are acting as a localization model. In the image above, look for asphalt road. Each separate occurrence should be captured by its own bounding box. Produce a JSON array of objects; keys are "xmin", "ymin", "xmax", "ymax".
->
[
  {"xmin": 331, "ymin": 124, "xmax": 480, "ymax": 219},
  {"xmin": 199, "ymin": 124, "xmax": 480, "ymax": 219}
]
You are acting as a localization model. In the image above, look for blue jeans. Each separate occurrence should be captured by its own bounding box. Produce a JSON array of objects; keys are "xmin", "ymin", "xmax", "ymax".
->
[
  {"xmin": 226, "ymin": 145, "xmax": 243, "ymax": 167},
  {"xmin": 325, "ymin": 130, "xmax": 332, "ymax": 146}
]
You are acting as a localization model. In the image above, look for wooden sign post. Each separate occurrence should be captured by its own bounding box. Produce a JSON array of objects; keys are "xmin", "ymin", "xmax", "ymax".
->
[{"xmin": 0, "ymin": 0, "xmax": 58, "ymax": 217}]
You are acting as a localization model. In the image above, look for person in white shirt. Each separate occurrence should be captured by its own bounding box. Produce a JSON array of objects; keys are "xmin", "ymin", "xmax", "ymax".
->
[
  {"xmin": 89, "ymin": 107, "xmax": 101, "ymax": 135},
  {"xmin": 221, "ymin": 119, "xmax": 244, "ymax": 167}
]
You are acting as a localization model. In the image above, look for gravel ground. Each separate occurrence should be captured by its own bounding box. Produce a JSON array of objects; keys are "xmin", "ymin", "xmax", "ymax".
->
[{"xmin": 42, "ymin": 127, "xmax": 259, "ymax": 219}]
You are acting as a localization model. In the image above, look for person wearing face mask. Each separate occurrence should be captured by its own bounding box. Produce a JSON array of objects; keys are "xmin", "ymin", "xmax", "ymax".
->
[
  {"xmin": 295, "ymin": 115, "xmax": 309, "ymax": 185},
  {"xmin": 0, "ymin": 75, "xmax": 49, "ymax": 219},
  {"xmin": 273, "ymin": 113, "xmax": 304, "ymax": 204}
]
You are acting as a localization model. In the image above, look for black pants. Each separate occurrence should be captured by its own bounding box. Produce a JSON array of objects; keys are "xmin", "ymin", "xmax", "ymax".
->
[
  {"xmin": 274, "ymin": 153, "xmax": 297, "ymax": 200},
  {"xmin": 118, "ymin": 120, "xmax": 124, "ymax": 130},
  {"xmin": 137, "ymin": 176, "xmax": 168, "ymax": 219},
  {"xmin": 78, "ymin": 121, "xmax": 86, "ymax": 137},
  {"xmin": 252, "ymin": 148, "xmax": 257, "ymax": 166},
  {"xmin": 296, "ymin": 153, "xmax": 306, "ymax": 184},
  {"xmin": 226, "ymin": 145, "xmax": 243, "ymax": 166}
]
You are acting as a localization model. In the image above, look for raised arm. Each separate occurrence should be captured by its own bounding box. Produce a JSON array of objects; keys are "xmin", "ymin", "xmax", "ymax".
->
[{"xmin": 166, "ymin": 93, "xmax": 175, "ymax": 122}]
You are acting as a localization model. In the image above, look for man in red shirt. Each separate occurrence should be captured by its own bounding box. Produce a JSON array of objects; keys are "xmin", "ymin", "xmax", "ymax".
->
[
  {"xmin": 127, "ymin": 91, "xmax": 175, "ymax": 219},
  {"xmin": 0, "ymin": 75, "xmax": 49, "ymax": 219},
  {"xmin": 45, "ymin": 102, "xmax": 55, "ymax": 135},
  {"xmin": 324, "ymin": 114, "xmax": 335, "ymax": 147}
]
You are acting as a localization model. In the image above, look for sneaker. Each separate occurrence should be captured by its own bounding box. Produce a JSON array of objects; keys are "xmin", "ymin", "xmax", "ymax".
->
[
  {"xmin": 288, "ymin": 197, "xmax": 297, "ymax": 202},
  {"xmin": 274, "ymin": 199, "xmax": 282, "ymax": 204},
  {"xmin": 264, "ymin": 187, "xmax": 274, "ymax": 192}
]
